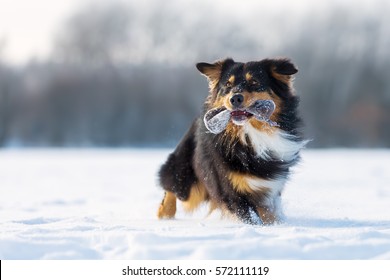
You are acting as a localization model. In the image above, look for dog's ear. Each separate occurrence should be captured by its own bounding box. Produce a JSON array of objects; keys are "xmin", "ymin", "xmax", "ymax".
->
[
  {"xmin": 272, "ymin": 58, "xmax": 298, "ymax": 75},
  {"xmin": 269, "ymin": 58, "xmax": 298, "ymax": 85},
  {"xmin": 196, "ymin": 58, "xmax": 234, "ymax": 89},
  {"xmin": 196, "ymin": 62, "xmax": 222, "ymax": 81}
]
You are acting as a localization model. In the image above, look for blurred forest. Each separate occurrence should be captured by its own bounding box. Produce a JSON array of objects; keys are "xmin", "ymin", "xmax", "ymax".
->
[{"xmin": 0, "ymin": 0, "xmax": 389, "ymax": 148}]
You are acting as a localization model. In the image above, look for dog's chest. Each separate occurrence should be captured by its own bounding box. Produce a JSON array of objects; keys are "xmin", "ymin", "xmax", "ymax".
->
[{"xmin": 242, "ymin": 123, "xmax": 305, "ymax": 162}]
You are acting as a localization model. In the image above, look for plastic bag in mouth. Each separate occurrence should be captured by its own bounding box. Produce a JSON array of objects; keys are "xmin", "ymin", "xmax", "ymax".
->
[
  {"xmin": 203, "ymin": 107, "xmax": 231, "ymax": 134},
  {"xmin": 246, "ymin": 99, "xmax": 279, "ymax": 127},
  {"xmin": 203, "ymin": 100, "xmax": 279, "ymax": 134}
]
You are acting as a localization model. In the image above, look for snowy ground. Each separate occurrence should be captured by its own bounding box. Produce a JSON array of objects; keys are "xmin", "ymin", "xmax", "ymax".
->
[{"xmin": 0, "ymin": 149, "xmax": 389, "ymax": 260}]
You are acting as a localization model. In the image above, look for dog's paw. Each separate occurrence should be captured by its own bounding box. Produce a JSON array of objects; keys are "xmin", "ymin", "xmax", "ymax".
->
[
  {"xmin": 157, "ymin": 204, "xmax": 176, "ymax": 219},
  {"xmin": 257, "ymin": 207, "xmax": 278, "ymax": 225}
]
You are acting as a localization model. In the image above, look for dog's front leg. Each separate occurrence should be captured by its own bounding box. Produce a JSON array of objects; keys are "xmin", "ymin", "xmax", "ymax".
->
[
  {"xmin": 223, "ymin": 195, "xmax": 262, "ymax": 225},
  {"xmin": 157, "ymin": 191, "xmax": 177, "ymax": 219}
]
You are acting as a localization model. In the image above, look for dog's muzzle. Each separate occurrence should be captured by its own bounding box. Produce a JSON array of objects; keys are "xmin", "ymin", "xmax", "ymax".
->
[{"xmin": 204, "ymin": 100, "xmax": 278, "ymax": 134}]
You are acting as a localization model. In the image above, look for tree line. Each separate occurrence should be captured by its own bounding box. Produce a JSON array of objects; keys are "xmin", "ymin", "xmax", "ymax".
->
[{"xmin": 0, "ymin": 0, "xmax": 389, "ymax": 147}]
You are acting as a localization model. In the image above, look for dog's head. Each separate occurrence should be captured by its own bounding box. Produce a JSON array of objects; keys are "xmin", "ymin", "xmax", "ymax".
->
[{"xmin": 197, "ymin": 58, "xmax": 298, "ymax": 134}]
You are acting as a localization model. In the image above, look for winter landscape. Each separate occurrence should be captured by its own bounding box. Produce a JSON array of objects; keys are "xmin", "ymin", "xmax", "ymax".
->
[
  {"xmin": 1, "ymin": 0, "xmax": 390, "ymax": 262},
  {"xmin": 1, "ymin": 148, "xmax": 389, "ymax": 259}
]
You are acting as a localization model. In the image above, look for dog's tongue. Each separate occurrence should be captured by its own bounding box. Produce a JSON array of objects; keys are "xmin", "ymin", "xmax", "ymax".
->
[{"xmin": 203, "ymin": 100, "xmax": 279, "ymax": 134}]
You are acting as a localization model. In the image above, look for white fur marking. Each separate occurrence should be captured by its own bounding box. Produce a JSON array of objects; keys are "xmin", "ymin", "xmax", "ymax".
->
[
  {"xmin": 242, "ymin": 123, "xmax": 308, "ymax": 161},
  {"xmin": 246, "ymin": 177, "xmax": 286, "ymax": 194}
]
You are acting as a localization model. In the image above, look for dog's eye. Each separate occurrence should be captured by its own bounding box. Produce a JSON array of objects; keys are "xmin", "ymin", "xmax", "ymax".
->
[
  {"xmin": 249, "ymin": 79, "xmax": 259, "ymax": 86},
  {"xmin": 225, "ymin": 81, "xmax": 233, "ymax": 87}
]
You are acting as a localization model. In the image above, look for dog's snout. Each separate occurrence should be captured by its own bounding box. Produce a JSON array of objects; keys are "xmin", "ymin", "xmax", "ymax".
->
[{"xmin": 230, "ymin": 94, "xmax": 244, "ymax": 108}]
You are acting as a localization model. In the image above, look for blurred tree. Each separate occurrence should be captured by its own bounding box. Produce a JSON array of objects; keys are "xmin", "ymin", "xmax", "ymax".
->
[
  {"xmin": 0, "ymin": 82, "xmax": 9, "ymax": 147},
  {"xmin": 0, "ymin": 39, "xmax": 9, "ymax": 146},
  {"xmin": 53, "ymin": 2, "xmax": 131, "ymax": 66},
  {"xmin": 1, "ymin": 0, "xmax": 390, "ymax": 148}
]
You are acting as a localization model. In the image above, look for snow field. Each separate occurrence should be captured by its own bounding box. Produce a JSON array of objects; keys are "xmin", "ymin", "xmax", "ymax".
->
[{"xmin": 0, "ymin": 149, "xmax": 389, "ymax": 259}]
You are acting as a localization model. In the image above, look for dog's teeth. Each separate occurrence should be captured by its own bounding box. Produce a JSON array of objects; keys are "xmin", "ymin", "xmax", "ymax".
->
[{"xmin": 204, "ymin": 108, "xmax": 231, "ymax": 134}]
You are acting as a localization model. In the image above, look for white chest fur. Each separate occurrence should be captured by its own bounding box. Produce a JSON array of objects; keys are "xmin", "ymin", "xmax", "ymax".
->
[{"xmin": 242, "ymin": 123, "xmax": 307, "ymax": 161}]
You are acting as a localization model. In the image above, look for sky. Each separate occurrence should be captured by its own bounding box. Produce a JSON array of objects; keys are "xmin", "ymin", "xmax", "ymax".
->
[
  {"xmin": 0, "ymin": 0, "xmax": 380, "ymax": 65},
  {"xmin": 0, "ymin": 0, "xmax": 92, "ymax": 64}
]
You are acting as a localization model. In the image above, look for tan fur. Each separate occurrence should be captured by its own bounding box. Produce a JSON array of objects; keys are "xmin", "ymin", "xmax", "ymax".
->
[
  {"xmin": 248, "ymin": 118, "xmax": 276, "ymax": 134},
  {"xmin": 201, "ymin": 61, "xmax": 224, "ymax": 90},
  {"xmin": 229, "ymin": 172, "xmax": 270, "ymax": 195},
  {"xmin": 245, "ymin": 72, "xmax": 253, "ymax": 81},
  {"xmin": 227, "ymin": 75, "xmax": 235, "ymax": 85},
  {"xmin": 220, "ymin": 123, "xmax": 242, "ymax": 149},
  {"xmin": 229, "ymin": 172, "xmax": 254, "ymax": 194},
  {"xmin": 182, "ymin": 183, "xmax": 208, "ymax": 212},
  {"xmin": 157, "ymin": 191, "xmax": 177, "ymax": 219}
]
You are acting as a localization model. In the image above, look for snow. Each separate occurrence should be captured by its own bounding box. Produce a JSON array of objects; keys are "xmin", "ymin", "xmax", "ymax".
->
[{"xmin": 0, "ymin": 149, "xmax": 390, "ymax": 259}]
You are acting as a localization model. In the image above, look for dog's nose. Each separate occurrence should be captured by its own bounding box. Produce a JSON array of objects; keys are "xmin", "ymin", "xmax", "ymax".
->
[{"xmin": 230, "ymin": 94, "xmax": 244, "ymax": 108}]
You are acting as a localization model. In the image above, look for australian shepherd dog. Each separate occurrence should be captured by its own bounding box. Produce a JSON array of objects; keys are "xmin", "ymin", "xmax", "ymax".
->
[{"xmin": 157, "ymin": 58, "xmax": 307, "ymax": 225}]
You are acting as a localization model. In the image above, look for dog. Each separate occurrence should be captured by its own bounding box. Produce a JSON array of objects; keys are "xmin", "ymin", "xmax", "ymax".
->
[{"xmin": 157, "ymin": 57, "xmax": 306, "ymax": 225}]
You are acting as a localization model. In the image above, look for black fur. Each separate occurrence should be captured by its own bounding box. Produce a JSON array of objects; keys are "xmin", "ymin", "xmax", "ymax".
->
[{"xmin": 158, "ymin": 122, "xmax": 198, "ymax": 201}]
